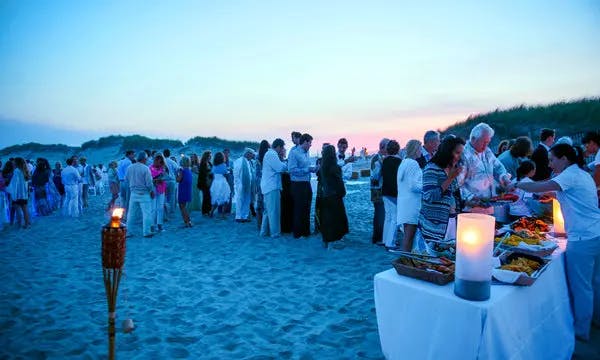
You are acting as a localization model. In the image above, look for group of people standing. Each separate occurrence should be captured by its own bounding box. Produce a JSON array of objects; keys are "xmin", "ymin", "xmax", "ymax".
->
[
  {"xmin": 0, "ymin": 156, "xmax": 106, "ymax": 228},
  {"xmin": 370, "ymin": 124, "xmax": 600, "ymax": 342},
  {"xmin": 97, "ymin": 133, "xmax": 352, "ymax": 247},
  {"xmin": 252, "ymin": 133, "xmax": 353, "ymax": 247}
]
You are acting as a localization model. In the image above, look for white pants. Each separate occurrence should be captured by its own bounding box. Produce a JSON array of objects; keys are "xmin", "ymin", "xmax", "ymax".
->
[
  {"xmin": 165, "ymin": 181, "xmax": 177, "ymax": 215},
  {"xmin": 260, "ymin": 190, "xmax": 281, "ymax": 237},
  {"xmin": 565, "ymin": 236, "xmax": 600, "ymax": 340},
  {"xmin": 383, "ymin": 196, "xmax": 398, "ymax": 248},
  {"xmin": 0, "ymin": 191, "xmax": 8, "ymax": 224},
  {"xmin": 127, "ymin": 192, "xmax": 153, "ymax": 236},
  {"xmin": 96, "ymin": 180, "xmax": 105, "ymax": 195},
  {"xmin": 63, "ymin": 184, "xmax": 80, "ymax": 217},
  {"xmin": 235, "ymin": 189, "xmax": 251, "ymax": 220},
  {"xmin": 152, "ymin": 192, "xmax": 166, "ymax": 226}
]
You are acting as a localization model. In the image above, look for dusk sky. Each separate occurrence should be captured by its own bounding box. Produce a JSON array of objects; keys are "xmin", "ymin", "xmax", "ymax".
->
[{"xmin": 1, "ymin": 0, "xmax": 599, "ymax": 150}]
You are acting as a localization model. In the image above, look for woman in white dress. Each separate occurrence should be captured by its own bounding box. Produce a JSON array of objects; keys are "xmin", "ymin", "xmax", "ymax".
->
[
  {"xmin": 396, "ymin": 140, "xmax": 423, "ymax": 251},
  {"xmin": 0, "ymin": 161, "xmax": 11, "ymax": 226},
  {"xmin": 7, "ymin": 157, "xmax": 31, "ymax": 228},
  {"xmin": 210, "ymin": 152, "xmax": 231, "ymax": 218}
]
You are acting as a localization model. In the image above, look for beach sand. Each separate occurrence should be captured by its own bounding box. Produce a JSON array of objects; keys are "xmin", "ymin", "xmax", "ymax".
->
[
  {"xmin": 3, "ymin": 175, "xmax": 598, "ymax": 359},
  {"xmin": 0, "ymin": 179, "xmax": 394, "ymax": 359}
]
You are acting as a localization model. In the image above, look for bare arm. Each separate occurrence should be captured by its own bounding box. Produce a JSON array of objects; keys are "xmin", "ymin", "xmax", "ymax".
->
[{"xmin": 515, "ymin": 180, "xmax": 561, "ymax": 193}]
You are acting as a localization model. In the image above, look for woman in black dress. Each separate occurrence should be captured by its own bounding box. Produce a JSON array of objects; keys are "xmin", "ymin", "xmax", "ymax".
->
[
  {"xmin": 197, "ymin": 151, "xmax": 214, "ymax": 216},
  {"xmin": 319, "ymin": 145, "xmax": 349, "ymax": 248},
  {"xmin": 32, "ymin": 158, "xmax": 51, "ymax": 216}
]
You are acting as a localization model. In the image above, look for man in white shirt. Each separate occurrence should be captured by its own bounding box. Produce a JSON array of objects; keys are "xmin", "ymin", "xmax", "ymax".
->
[
  {"xmin": 337, "ymin": 138, "xmax": 355, "ymax": 180},
  {"xmin": 163, "ymin": 149, "xmax": 179, "ymax": 219},
  {"xmin": 233, "ymin": 148, "xmax": 256, "ymax": 222},
  {"xmin": 260, "ymin": 139, "xmax": 287, "ymax": 237},
  {"xmin": 125, "ymin": 151, "xmax": 155, "ymax": 238},
  {"xmin": 458, "ymin": 123, "xmax": 511, "ymax": 213},
  {"xmin": 514, "ymin": 143, "xmax": 600, "ymax": 341},
  {"xmin": 72, "ymin": 156, "xmax": 85, "ymax": 213},
  {"xmin": 117, "ymin": 150, "xmax": 135, "ymax": 210},
  {"xmin": 79, "ymin": 157, "xmax": 95, "ymax": 208},
  {"xmin": 61, "ymin": 157, "xmax": 81, "ymax": 217}
]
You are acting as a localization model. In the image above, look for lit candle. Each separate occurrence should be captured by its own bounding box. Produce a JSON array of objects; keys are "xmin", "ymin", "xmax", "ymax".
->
[
  {"xmin": 454, "ymin": 213, "xmax": 495, "ymax": 301},
  {"xmin": 552, "ymin": 199, "xmax": 565, "ymax": 235},
  {"xmin": 110, "ymin": 208, "xmax": 124, "ymax": 228}
]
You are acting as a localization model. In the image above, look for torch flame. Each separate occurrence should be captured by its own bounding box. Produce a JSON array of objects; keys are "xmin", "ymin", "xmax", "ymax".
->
[
  {"xmin": 110, "ymin": 208, "xmax": 124, "ymax": 228},
  {"xmin": 112, "ymin": 208, "xmax": 124, "ymax": 219}
]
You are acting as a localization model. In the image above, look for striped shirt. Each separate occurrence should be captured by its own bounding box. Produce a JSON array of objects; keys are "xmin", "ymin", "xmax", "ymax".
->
[{"xmin": 418, "ymin": 163, "xmax": 461, "ymax": 242}]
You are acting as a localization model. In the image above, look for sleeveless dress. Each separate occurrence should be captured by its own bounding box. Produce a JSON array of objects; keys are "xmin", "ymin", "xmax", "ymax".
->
[
  {"xmin": 210, "ymin": 164, "xmax": 231, "ymax": 205},
  {"xmin": 177, "ymin": 168, "xmax": 192, "ymax": 203}
]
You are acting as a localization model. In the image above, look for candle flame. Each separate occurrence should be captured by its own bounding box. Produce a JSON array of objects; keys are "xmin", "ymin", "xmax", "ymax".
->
[
  {"xmin": 553, "ymin": 199, "xmax": 565, "ymax": 234},
  {"xmin": 462, "ymin": 230, "xmax": 479, "ymax": 246},
  {"xmin": 112, "ymin": 208, "xmax": 124, "ymax": 219}
]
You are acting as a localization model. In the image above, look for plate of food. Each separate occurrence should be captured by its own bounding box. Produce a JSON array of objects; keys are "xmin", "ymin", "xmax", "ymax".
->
[
  {"xmin": 494, "ymin": 231, "xmax": 558, "ymax": 257},
  {"xmin": 492, "ymin": 251, "xmax": 550, "ymax": 286},
  {"xmin": 511, "ymin": 217, "xmax": 550, "ymax": 233}
]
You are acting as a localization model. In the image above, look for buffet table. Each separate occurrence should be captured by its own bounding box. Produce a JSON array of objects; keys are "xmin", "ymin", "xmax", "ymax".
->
[{"xmin": 374, "ymin": 246, "xmax": 574, "ymax": 359}]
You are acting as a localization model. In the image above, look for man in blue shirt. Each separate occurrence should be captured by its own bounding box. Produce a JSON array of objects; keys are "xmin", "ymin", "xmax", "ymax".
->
[{"xmin": 288, "ymin": 133, "xmax": 316, "ymax": 238}]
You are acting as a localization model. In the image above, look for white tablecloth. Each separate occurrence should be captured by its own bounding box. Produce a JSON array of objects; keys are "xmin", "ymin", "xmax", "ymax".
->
[{"xmin": 374, "ymin": 252, "xmax": 574, "ymax": 359}]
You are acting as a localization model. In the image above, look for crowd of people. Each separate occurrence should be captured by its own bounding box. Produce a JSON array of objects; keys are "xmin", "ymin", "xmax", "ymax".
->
[
  {"xmin": 369, "ymin": 125, "xmax": 600, "ymax": 342},
  {"xmin": 0, "ymin": 133, "xmax": 360, "ymax": 249},
  {"xmin": 0, "ymin": 156, "xmax": 106, "ymax": 227},
  {"xmin": 1, "ymin": 125, "xmax": 599, "ymax": 340}
]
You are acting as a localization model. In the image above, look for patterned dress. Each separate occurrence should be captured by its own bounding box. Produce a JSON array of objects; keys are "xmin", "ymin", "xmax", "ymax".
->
[{"xmin": 418, "ymin": 163, "xmax": 461, "ymax": 243}]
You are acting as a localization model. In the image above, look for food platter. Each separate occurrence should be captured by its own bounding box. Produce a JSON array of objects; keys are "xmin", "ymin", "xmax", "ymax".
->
[
  {"xmin": 494, "ymin": 217, "xmax": 557, "ymax": 257},
  {"xmin": 511, "ymin": 217, "xmax": 550, "ymax": 233},
  {"xmin": 392, "ymin": 252, "xmax": 455, "ymax": 285},
  {"xmin": 492, "ymin": 251, "xmax": 551, "ymax": 286}
]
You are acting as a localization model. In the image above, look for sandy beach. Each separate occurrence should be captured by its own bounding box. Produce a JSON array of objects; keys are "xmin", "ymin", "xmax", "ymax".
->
[{"xmin": 0, "ymin": 179, "xmax": 394, "ymax": 359}]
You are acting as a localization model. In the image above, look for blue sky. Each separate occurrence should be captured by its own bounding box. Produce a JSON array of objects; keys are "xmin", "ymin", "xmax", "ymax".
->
[{"xmin": 1, "ymin": 0, "xmax": 599, "ymax": 149}]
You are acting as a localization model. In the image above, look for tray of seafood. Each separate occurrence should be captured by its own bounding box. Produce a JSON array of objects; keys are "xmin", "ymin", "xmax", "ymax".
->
[
  {"xmin": 392, "ymin": 252, "xmax": 455, "ymax": 285},
  {"xmin": 510, "ymin": 217, "xmax": 550, "ymax": 233}
]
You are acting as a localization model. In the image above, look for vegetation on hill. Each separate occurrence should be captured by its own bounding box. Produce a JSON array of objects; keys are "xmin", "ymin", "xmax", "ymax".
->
[
  {"xmin": 1, "ymin": 135, "xmax": 259, "ymax": 156},
  {"xmin": 80, "ymin": 135, "xmax": 126, "ymax": 150},
  {"xmin": 185, "ymin": 136, "xmax": 259, "ymax": 152},
  {"xmin": 81, "ymin": 135, "xmax": 183, "ymax": 151},
  {"xmin": 121, "ymin": 135, "xmax": 183, "ymax": 151},
  {"xmin": 0, "ymin": 142, "xmax": 76, "ymax": 156},
  {"xmin": 440, "ymin": 98, "xmax": 600, "ymax": 144}
]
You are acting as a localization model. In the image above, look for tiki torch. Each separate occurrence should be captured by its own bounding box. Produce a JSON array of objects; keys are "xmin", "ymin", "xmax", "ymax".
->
[{"xmin": 102, "ymin": 208, "xmax": 126, "ymax": 359}]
